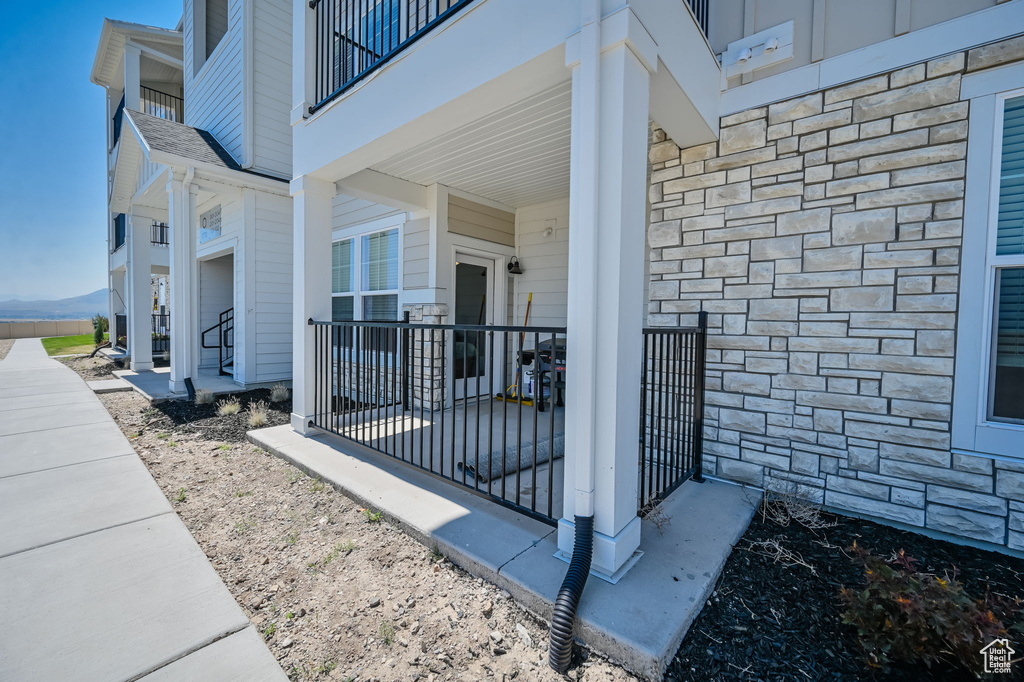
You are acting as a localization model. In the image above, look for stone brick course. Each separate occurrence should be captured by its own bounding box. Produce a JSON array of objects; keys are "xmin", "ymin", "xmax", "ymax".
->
[{"xmin": 647, "ymin": 40, "xmax": 1024, "ymax": 554}]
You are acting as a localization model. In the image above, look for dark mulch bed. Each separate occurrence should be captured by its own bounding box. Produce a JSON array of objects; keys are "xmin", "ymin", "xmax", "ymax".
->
[
  {"xmin": 667, "ymin": 501, "xmax": 1024, "ymax": 682},
  {"xmin": 146, "ymin": 389, "xmax": 292, "ymax": 442}
]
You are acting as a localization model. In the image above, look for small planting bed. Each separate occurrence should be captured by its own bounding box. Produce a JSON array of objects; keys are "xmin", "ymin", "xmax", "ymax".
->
[
  {"xmin": 58, "ymin": 354, "xmax": 125, "ymax": 380},
  {"xmin": 667, "ymin": 495, "xmax": 1024, "ymax": 681},
  {"xmin": 0, "ymin": 339, "xmax": 14, "ymax": 362}
]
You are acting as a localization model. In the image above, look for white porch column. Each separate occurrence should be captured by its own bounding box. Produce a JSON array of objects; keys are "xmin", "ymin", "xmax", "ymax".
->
[
  {"xmin": 561, "ymin": 17, "xmax": 655, "ymax": 577},
  {"xmin": 123, "ymin": 43, "xmax": 141, "ymax": 110},
  {"xmin": 127, "ymin": 215, "xmax": 153, "ymax": 370},
  {"xmin": 290, "ymin": 175, "xmax": 335, "ymax": 434},
  {"xmin": 168, "ymin": 173, "xmax": 197, "ymax": 394}
]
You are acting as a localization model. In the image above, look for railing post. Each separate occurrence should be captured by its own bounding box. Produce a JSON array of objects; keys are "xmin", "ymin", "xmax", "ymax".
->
[
  {"xmin": 402, "ymin": 311, "xmax": 410, "ymax": 411},
  {"xmin": 693, "ymin": 311, "xmax": 708, "ymax": 483}
]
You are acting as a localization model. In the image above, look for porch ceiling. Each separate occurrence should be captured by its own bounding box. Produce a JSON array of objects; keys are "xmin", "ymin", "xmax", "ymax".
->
[{"xmin": 371, "ymin": 81, "xmax": 571, "ymax": 209}]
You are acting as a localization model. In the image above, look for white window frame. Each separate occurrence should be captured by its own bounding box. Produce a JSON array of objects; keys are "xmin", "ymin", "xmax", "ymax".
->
[
  {"xmin": 953, "ymin": 72, "xmax": 1024, "ymax": 459},
  {"xmin": 331, "ymin": 217, "xmax": 403, "ymax": 322}
]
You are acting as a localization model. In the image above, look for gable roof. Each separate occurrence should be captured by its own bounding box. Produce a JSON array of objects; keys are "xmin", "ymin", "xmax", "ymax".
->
[
  {"xmin": 90, "ymin": 19, "xmax": 182, "ymax": 89},
  {"xmin": 125, "ymin": 110, "xmax": 245, "ymax": 172}
]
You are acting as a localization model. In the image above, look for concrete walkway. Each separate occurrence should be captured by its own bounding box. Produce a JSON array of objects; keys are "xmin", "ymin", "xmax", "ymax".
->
[
  {"xmin": 250, "ymin": 423, "xmax": 759, "ymax": 680},
  {"xmin": 0, "ymin": 339, "xmax": 286, "ymax": 682}
]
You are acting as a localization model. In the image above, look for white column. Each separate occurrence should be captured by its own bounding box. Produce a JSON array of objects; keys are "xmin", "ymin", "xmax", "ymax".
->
[
  {"xmin": 561, "ymin": 35, "xmax": 653, "ymax": 577},
  {"xmin": 290, "ymin": 175, "xmax": 336, "ymax": 433},
  {"xmin": 127, "ymin": 215, "xmax": 154, "ymax": 370},
  {"xmin": 168, "ymin": 173, "xmax": 197, "ymax": 394},
  {"xmin": 124, "ymin": 43, "xmax": 141, "ymax": 110}
]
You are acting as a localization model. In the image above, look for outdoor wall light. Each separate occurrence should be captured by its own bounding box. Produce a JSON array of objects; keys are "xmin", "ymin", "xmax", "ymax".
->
[{"xmin": 507, "ymin": 256, "xmax": 524, "ymax": 275}]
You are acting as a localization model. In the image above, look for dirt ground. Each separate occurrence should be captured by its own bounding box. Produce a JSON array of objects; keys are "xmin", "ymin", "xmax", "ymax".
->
[
  {"xmin": 0, "ymin": 339, "xmax": 14, "ymax": 361},
  {"xmin": 99, "ymin": 387, "xmax": 637, "ymax": 682},
  {"xmin": 57, "ymin": 353, "xmax": 125, "ymax": 379}
]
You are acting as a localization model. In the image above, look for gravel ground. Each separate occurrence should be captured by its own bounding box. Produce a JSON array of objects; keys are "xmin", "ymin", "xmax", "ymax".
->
[
  {"xmin": 100, "ymin": 390, "xmax": 637, "ymax": 682},
  {"xmin": 0, "ymin": 339, "xmax": 14, "ymax": 361},
  {"xmin": 667, "ymin": 496, "xmax": 1024, "ymax": 681},
  {"xmin": 57, "ymin": 354, "xmax": 125, "ymax": 379}
]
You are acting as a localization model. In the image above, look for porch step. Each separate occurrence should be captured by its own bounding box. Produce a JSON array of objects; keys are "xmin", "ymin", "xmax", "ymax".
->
[
  {"xmin": 87, "ymin": 379, "xmax": 133, "ymax": 394},
  {"xmin": 247, "ymin": 424, "xmax": 759, "ymax": 680}
]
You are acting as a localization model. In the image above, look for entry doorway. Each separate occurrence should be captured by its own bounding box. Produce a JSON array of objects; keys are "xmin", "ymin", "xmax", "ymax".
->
[{"xmin": 453, "ymin": 253, "xmax": 494, "ymax": 399}]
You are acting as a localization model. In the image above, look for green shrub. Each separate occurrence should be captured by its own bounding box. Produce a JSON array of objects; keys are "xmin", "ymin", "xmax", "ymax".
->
[
  {"xmin": 92, "ymin": 314, "xmax": 108, "ymax": 346},
  {"xmin": 840, "ymin": 543, "xmax": 1021, "ymax": 671}
]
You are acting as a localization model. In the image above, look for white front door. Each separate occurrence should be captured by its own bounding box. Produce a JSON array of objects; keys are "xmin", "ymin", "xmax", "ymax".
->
[{"xmin": 453, "ymin": 253, "xmax": 494, "ymax": 399}]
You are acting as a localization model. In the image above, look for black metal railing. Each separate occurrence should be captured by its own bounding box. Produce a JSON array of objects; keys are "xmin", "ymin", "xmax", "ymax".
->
[
  {"xmin": 201, "ymin": 308, "xmax": 235, "ymax": 376},
  {"xmin": 140, "ymin": 85, "xmax": 184, "ymax": 123},
  {"xmin": 151, "ymin": 222, "xmax": 170, "ymax": 245},
  {"xmin": 112, "ymin": 214, "xmax": 127, "ymax": 252},
  {"xmin": 114, "ymin": 313, "xmax": 128, "ymax": 351},
  {"xmin": 638, "ymin": 311, "xmax": 707, "ymax": 513},
  {"xmin": 310, "ymin": 0, "xmax": 475, "ymax": 112},
  {"xmin": 686, "ymin": 0, "xmax": 709, "ymax": 37},
  {"xmin": 310, "ymin": 318, "xmax": 566, "ymax": 523},
  {"xmin": 152, "ymin": 313, "xmax": 170, "ymax": 354},
  {"xmin": 112, "ymin": 94, "xmax": 126, "ymax": 148}
]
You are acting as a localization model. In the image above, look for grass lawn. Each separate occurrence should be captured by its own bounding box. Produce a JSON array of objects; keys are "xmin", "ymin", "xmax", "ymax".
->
[{"xmin": 41, "ymin": 333, "xmax": 107, "ymax": 356}]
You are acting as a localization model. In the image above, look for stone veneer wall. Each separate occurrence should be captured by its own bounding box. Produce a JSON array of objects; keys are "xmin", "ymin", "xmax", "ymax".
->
[{"xmin": 646, "ymin": 36, "xmax": 1024, "ymax": 553}]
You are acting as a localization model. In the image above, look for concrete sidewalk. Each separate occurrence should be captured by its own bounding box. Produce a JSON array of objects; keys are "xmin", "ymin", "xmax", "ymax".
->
[{"xmin": 0, "ymin": 339, "xmax": 286, "ymax": 682}]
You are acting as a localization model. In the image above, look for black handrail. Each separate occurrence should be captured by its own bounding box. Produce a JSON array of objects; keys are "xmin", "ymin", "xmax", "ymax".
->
[
  {"xmin": 310, "ymin": 0, "xmax": 476, "ymax": 113},
  {"xmin": 638, "ymin": 311, "xmax": 708, "ymax": 514},
  {"xmin": 140, "ymin": 85, "xmax": 184, "ymax": 123},
  {"xmin": 309, "ymin": 318, "xmax": 566, "ymax": 524},
  {"xmin": 152, "ymin": 313, "xmax": 170, "ymax": 354},
  {"xmin": 151, "ymin": 222, "xmax": 170, "ymax": 245},
  {"xmin": 201, "ymin": 308, "xmax": 234, "ymax": 376}
]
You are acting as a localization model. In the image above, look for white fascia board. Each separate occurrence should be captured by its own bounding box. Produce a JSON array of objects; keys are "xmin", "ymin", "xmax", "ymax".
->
[{"xmin": 722, "ymin": 2, "xmax": 1024, "ymax": 115}]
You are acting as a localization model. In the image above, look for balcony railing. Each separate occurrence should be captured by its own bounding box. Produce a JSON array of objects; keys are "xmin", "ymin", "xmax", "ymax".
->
[
  {"xmin": 310, "ymin": 0, "xmax": 475, "ymax": 113},
  {"xmin": 686, "ymin": 0, "xmax": 709, "ymax": 38},
  {"xmin": 152, "ymin": 314, "xmax": 170, "ymax": 354},
  {"xmin": 140, "ymin": 86, "xmax": 184, "ymax": 123},
  {"xmin": 151, "ymin": 222, "xmax": 170, "ymax": 246}
]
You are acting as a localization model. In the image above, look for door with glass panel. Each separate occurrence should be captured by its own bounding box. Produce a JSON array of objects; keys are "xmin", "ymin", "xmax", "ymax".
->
[{"xmin": 453, "ymin": 254, "xmax": 493, "ymax": 400}]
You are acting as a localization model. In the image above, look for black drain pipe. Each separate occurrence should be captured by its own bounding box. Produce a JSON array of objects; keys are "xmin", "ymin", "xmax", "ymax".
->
[{"xmin": 548, "ymin": 515, "xmax": 594, "ymax": 672}]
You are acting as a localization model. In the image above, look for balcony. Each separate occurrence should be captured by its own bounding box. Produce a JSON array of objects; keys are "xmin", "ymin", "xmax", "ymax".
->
[
  {"xmin": 310, "ymin": 0, "xmax": 474, "ymax": 113},
  {"xmin": 309, "ymin": 0, "xmax": 710, "ymax": 114},
  {"xmin": 140, "ymin": 85, "xmax": 184, "ymax": 123}
]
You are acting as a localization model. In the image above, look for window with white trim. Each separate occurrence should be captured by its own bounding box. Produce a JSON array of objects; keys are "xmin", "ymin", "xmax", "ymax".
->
[
  {"xmin": 990, "ymin": 95, "xmax": 1024, "ymax": 423},
  {"xmin": 332, "ymin": 227, "xmax": 399, "ymax": 322}
]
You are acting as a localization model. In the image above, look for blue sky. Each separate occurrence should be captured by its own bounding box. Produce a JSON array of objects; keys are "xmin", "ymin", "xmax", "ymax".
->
[{"xmin": 0, "ymin": 2, "xmax": 182, "ymax": 300}]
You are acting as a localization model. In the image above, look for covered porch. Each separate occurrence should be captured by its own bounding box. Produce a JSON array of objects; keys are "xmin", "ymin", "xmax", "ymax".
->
[{"xmin": 291, "ymin": 0, "xmax": 721, "ymax": 579}]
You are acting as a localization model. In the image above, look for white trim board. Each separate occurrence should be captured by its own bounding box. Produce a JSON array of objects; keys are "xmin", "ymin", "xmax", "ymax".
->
[{"xmin": 721, "ymin": 3, "xmax": 1024, "ymax": 116}]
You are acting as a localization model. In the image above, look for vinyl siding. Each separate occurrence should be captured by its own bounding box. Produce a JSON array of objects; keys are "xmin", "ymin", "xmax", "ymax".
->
[
  {"xmin": 251, "ymin": 0, "xmax": 292, "ymax": 177},
  {"xmin": 512, "ymin": 198, "xmax": 569, "ymax": 328},
  {"xmin": 254, "ymin": 191, "xmax": 293, "ymax": 381},
  {"xmin": 403, "ymin": 217, "xmax": 430, "ymax": 290},
  {"xmin": 448, "ymin": 195, "xmax": 515, "ymax": 247},
  {"xmin": 332, "ymin": 194, "xmax": 405, "ymax": 229},
  {"xmin": 185, "ymin": 0, "xmax": 244, "ymax": 163}
]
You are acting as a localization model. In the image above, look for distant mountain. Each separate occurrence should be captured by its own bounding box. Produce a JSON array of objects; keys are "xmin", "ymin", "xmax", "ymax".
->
[
  {"xmin": 0, "ymin": 293, "xmax": 55, "ymax": 302},
  {"xmin": 0, "ymin": 289, "xmax": 107, "ymax": 321}
]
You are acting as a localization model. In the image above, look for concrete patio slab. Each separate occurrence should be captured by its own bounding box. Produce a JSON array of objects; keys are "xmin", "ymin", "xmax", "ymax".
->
[
  {"xmin": 249, "ymin": 423, "xmax": 759, "ymax": 679},
  {"xmin": 88, "ymin": 377, "xmax": 134, "ymax": 393},
  {"xmin": 0, "ymin": 455, "xmax": 172, "ymax": 557},
  {"xmin": 0, "ymin": 515, "xmax": 254, "ymax": 682},
  {"xmin": 114, "ymin": 366, "xmax": 245, "ymax": 402},
  {"xmin": 139, "ymin": 626, "xmax": 287, "ymax": 682},
  {"xmin": 0, "ymin": 421, "xmax": 137, "ymax": 478}
]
